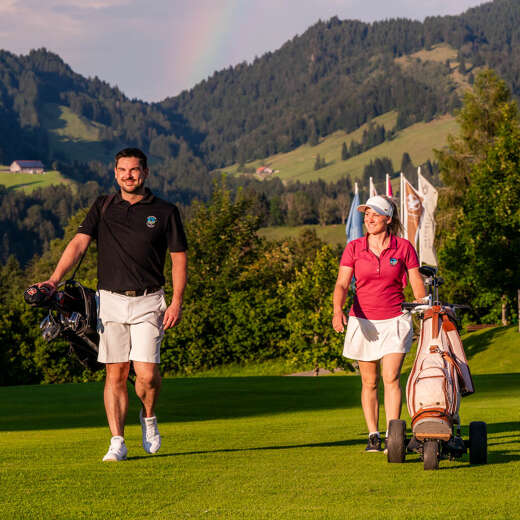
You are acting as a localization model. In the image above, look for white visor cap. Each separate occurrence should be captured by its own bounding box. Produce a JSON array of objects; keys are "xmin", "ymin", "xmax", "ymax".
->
[{"xmin": 357, "ymin": 195, "xmax": 394, "ymax": 217}]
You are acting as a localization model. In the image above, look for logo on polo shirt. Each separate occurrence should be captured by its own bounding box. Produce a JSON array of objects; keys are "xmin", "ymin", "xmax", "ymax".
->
[
  {"xmin": 146, "ymin": 216, "xmax": 158, "ymax": 228},
  {"xmin": 389, "ymin": 258, "xmax": 398, "ymax": 266}
]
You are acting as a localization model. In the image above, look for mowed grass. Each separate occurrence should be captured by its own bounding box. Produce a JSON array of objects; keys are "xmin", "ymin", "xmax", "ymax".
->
[
  {"xmin": 221, "ymin": 112, "xmax": 458, "ymax": 184},
  {"xmin": 461, "ymin": 325, "xmax": 520, "ymax": 374},
  {"xmin": 0, "ymin": 168, "xmax": 73, "ymax": 193},
  {"xmin": 258, "ymin": 224, "xmax": 347, "ymax": 247},
  {"xmin": 1, "ymin": 327, "xmax": 519, "ymax": 519}
]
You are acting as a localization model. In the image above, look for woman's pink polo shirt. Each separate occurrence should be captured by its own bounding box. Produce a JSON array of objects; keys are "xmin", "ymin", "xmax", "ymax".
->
[{"xmin": 340, "ymin": 234, "xmax": 419, "ymax": 320}]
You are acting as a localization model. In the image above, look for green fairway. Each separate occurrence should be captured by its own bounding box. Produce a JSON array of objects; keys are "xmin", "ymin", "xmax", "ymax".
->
[
  {"xmin": 0, "ymin": 168, "xmax": 73, "ymax": 193},
  {"xmin": 1, "ymin": 329, "xmax": 519, "ymax": 519}
]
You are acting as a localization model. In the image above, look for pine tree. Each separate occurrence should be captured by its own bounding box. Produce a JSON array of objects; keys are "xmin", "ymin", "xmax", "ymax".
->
[{"xmin": 341, "ymin": 142, "xmax": 348, "ymax": 160}]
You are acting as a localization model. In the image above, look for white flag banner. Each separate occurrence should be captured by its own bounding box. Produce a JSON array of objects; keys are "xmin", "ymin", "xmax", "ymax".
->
[
  {"xmin": 369, "ymin": 176, "xmax": 377, "ymax": 197},
  {"xmin": 417, "ymin": 168, "xmax": 438, "ymax": 266},
  {"xmin": 401, "ymin": 173, "xmax": 424, "ymax": 249}
]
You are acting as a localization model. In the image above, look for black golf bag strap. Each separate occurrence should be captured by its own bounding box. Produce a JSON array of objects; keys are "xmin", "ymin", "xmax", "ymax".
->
[{"xmin": 69, "ymin": 193, "xmax": 116, "ymax": 281}]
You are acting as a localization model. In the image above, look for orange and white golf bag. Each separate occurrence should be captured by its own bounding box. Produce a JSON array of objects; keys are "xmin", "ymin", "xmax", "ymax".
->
[{"xmin": 406, "ymin": 305, "xmax": 475, "ymax": 440}]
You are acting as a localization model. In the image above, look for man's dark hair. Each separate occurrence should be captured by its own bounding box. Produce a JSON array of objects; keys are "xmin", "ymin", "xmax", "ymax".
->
[{"xmin": 115, "ymin": 148, "xmax": 148, "ymax": 170}]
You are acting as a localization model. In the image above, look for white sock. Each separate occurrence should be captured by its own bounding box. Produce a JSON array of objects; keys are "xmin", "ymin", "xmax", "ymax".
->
[{"xmin": 369, "ymin": 431, "xmax": 380, "ymax": 438}]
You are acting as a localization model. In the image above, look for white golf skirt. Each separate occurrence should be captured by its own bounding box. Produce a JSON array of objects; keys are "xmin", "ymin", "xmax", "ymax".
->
[{"xmin": 342, "ymin": 313, "xmax": 413, "ymax": 361}]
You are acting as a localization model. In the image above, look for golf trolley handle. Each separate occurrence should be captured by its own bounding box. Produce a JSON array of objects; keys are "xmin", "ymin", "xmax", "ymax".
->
[
  {"xmin": 401, "ymin": 302, "xmax": 430, "ymax": 312},
  {"xmin": 401, "ymin": 302, "xmax": 472, "ymax": 314}
]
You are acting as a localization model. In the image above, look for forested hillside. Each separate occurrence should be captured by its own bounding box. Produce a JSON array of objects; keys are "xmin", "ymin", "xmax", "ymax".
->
[
  {"xmin": 162, "ymin": 0, "xmax": 520, "ymax": 168},
  {"xmin": 0, "ymin": 48, "xmax": 210, "ymax": 202},
  {"xmin": 2, "ymin": 0, "xmax": 520, "ymax": 265},
  {"xmin": 2, "ymin": 0, "xmax": 520, "ymax": 175}
]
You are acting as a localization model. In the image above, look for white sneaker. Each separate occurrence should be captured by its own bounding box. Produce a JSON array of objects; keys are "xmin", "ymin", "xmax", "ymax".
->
[
  {"xmin": 139, "ymin": 409, "xmax": 161, "ymax": 454},
  {"xmin": 102, "ymin": 436, "xmax": 127, "ymax": 461}
]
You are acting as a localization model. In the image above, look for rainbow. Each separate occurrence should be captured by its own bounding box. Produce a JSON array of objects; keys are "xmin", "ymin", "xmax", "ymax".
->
[{"xmin": 165, "ymin": 1, "xmax": 245, "ymax": 96}]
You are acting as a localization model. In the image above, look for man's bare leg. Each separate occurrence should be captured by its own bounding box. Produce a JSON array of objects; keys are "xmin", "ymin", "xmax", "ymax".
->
[
  {"xmin": 104, "ymin": 362, "xmax": 130, "ymax": 436},
  {"xmin": 133, "ymin": 361, "xmax": 161, "ymax": 417}
]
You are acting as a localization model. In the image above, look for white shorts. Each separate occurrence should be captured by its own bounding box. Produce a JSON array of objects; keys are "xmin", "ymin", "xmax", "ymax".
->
[
  {"xmin": 97, "ymin": 289, "xmax": 167, "ymax": 364},
  {"xmin": 342, "ymin": 313, "xmax": 413, "ymax": 362}
]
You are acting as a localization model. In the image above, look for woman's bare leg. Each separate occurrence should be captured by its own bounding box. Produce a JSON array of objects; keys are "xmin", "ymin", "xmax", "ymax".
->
[
  {"xmin": 358, "ymin": 360, "xmax": 380, "ymax": 433},
  {"xmin": 381, "ymin": 353, "xmax": 406, "ymax": 431}
]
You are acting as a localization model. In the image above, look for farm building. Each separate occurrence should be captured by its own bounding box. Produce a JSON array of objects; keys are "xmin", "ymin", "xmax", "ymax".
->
[
  {"xmin": 10, "ymin": 160, "xmax": 45, "ymax": 174},
  {"xmin": 256, "ymin": 166, "xmax": 273, "ymax": 175}
]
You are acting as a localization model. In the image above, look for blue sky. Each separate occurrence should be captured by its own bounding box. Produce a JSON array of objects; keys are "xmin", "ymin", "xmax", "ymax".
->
[{"xmin": 0, "ymin": 0, "xmax": 487, "ymax": 102}]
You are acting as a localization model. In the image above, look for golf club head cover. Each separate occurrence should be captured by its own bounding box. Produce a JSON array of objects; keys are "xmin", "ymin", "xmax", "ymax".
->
[{"xmin": 24, "ymin": 284, "xmax": 54, "ymax": 307}]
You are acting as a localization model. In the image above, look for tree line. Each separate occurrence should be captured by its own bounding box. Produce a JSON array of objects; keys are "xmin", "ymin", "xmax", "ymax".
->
[
  {"xmin": 2, "ymin": 0, "xmax": 520, "ymax": 189},
  {"xmin": 1, "ymin": 70, "xmax": 518, "ymax": 386},
  {"xmin": 0, "ymin": 149, "xmax": 442, "ymax": 266},
  {"xmin": 164, "ymin": 0, "xmax": 520, "ymax": 169},
  {"xmin": 0, "ymin": 186, "xmax": 352, "ymax": 385}
]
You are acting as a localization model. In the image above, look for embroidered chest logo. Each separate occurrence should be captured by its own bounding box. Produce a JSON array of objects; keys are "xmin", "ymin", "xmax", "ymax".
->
[
  {"xmin": 389, "ymin": 258, "xmax": 398, "ymax": 266},
  {"xmin": 146, "ymin": 216, "xmax": 158, "ymax": 229}
]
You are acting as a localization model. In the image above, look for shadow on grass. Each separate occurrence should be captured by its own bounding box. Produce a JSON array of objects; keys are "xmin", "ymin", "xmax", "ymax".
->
[
  {"xmin": 438, "ymin": 448, "xmax": 520, "ymax": 470},
  {"xmin": 1, "ymin": 374, "xmax": 519, "ymax": 434},
  {"xmin": 425, "ymin": 421, "xmax": 520, "ymax": 470},
  {"xmin": 127, "ymin": 438, "xmax": 368, "ymax": 461},
  {"xmin": 463, "ymin": 326, "xmax": 512, "ymax": 359},
  {"xmin": 1, "ymin": 376, "xmax": 363, "ymax": 432},
  {"xmin": 487, "ymin": 421, "xmax": 520, "ymax": 436},
  {"xmin": 7, "ymin": 181, "xmax": 45, "ymax": 190}
]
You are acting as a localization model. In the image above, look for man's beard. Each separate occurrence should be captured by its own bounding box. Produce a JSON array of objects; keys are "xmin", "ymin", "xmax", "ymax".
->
[{"xmin": 120, "ymin": 182, "xmax": 145, "ymax": 194}]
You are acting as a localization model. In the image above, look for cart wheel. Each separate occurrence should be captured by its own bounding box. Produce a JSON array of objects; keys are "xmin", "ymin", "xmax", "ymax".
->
[
  {"xmin": 469, "ymin": 421, "xmax": 487, "ymax": 464},
  {"xmin": 387, "ymin": 419, "xmax": 406, "ymax": 463},
  {"xmin": 423, "ymin": 440, "xmax": 439, "ymax": 470}
]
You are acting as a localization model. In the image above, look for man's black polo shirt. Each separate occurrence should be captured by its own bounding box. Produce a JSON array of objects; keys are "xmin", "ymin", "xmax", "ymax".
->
[{"xmin": 78, "ymin": 189, "xmax": 187, "ymax": 291}]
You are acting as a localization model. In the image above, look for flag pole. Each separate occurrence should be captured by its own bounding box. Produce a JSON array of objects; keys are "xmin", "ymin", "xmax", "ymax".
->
[
  {"xmin": 417, "ymin": 167, "xmax": 422, "ymax": 265},
  {"xmin": 400, "ymin": 172, "xmax": 404, "ymax": 238}
]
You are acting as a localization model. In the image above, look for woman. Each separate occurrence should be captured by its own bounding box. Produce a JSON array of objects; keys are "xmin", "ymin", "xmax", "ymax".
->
[{"xmin": 332, "ymin": 195, "xmax": 426, "ymax": 452}]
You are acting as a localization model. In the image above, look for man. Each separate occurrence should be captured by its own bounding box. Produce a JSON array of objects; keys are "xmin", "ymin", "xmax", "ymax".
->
[{"xmin": 39, "ymin": 147, "xmax": 187, "ymax": 461}]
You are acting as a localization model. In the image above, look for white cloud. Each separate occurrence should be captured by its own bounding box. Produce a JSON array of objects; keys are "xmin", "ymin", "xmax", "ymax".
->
[
  {"xmin": 0, "ymin": 0, "xmax": 19, "ymax": 14},
  {"xmin": 50, "ymin": 0, "xmax": 133, "ymax": 11}
]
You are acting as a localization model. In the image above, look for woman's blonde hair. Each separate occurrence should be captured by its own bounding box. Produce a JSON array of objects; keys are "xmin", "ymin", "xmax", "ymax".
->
[{"xmin": 382, "ymin": 196, "xmax": 403, "ymax": 236}]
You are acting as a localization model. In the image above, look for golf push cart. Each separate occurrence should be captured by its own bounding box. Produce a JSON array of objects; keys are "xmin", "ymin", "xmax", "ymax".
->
[{"xmin": 386, "ymin": 265, "xmax": 487, "ymax": 470}]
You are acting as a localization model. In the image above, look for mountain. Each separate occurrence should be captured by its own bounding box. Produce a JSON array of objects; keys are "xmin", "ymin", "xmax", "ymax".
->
[
  {"xmin": 161, "ymin": 0, "xmax": 520, "ymax": 170},
  {"xmin": 2, "ymin": 0, "xmax": 520, "ymax": 265},
  {"xmin": 0, "ymin": 48, "xmax": 209, "ymax": 203},
  {"xmin": 1, "ymin": 0, "xmax": 520, "ymax": 191}
]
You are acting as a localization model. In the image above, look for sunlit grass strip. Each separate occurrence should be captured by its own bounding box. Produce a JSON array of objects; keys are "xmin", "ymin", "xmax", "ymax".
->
[
  {"xmin": 1, "ymin": 370, "xmax": 518, "ymax": 519},
  {"xmin": 0, "ymin": 169, "xmax": 73, "ymax": 193}
]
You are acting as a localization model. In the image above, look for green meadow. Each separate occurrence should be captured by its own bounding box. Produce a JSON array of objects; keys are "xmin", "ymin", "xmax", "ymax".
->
[
  {"xmin": 220, "ymin": 113, "xmax": 458, "ymax": 185},
  {"xmin": 39, "ymin": 102, "xmax": 120, "ymax": 163},
  {"xmin": 0, "ymin": 167, "xmax": 73, "ymax": 193},
  {"xmin": 1, "ymin": 326, "xmax": 519, "ymax": 519},
  {"xmin": 258, "ymin": 224, "xmax": 347, "ymax": 247}
]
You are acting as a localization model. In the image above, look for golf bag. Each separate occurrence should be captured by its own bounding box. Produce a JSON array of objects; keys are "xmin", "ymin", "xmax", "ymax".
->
[
  {"xmin": 24, "ymin": 280, "xmax": 103, "ymax": 372},
  {"xmin": 406, "ymin": 305, "xmax": 474, "ymax": 438}
]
